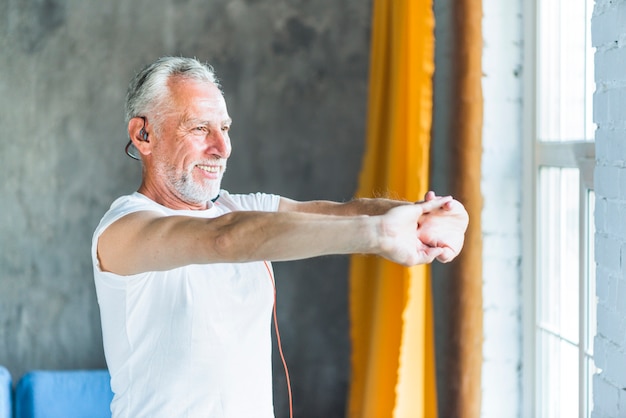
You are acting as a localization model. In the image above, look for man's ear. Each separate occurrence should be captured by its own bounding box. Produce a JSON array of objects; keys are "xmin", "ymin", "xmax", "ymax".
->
[{"xmin": 127, "ymin": 117, "xmax": 152, "ymax": 157}]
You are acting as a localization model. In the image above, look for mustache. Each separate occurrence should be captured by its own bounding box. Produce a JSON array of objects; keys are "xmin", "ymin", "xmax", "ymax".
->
[{"xmin": 195, "ymin": 159, "xmax": 227, "ymax": 167}]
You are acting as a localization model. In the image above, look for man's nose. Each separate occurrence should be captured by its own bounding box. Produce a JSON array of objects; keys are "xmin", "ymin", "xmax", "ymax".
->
[{"xmin": 206, "ymin": 130, "xmax": 231, "ymax": 158}]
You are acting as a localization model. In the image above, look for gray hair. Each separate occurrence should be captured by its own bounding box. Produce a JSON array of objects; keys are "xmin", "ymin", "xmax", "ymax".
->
[{"xmin": 125, "ymin": 57, "xmax": 220, "ymax": 129}]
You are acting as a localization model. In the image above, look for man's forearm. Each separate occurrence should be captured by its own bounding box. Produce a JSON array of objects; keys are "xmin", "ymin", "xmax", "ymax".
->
[
  {"xmin": 279, "ymin": 197, "xmax": 412, "ymax": 217},
  {"xmin": 205, "ymin": 210, "xmax": 380, "ymax": 263},
  {"xmin": 205, "ymin": 197, "xmax": 453, "ymax": 267}
]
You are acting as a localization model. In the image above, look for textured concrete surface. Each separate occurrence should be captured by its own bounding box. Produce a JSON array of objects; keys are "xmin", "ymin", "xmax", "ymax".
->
[
  {"xmin": 430, "ymin": 0, "xmax": 457, "ymax": 413},
  {"xmin": 0, "ymin": 1, "xmax": 371, "ymax": 416}
]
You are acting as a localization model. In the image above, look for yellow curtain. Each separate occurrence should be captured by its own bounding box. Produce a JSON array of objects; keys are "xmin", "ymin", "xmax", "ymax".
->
[{"xmin": 347, "ymin": 1, "xmax": 436, "ymax": 417}]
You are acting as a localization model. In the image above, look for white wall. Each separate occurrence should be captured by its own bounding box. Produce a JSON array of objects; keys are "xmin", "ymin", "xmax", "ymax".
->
[
  {"xmin": 481, "ymin": 0, "xmax": 524, "ymax": 417},
  {"xmin": 592, "ymin": 0, "xmax": 626, "ymax": 416}
]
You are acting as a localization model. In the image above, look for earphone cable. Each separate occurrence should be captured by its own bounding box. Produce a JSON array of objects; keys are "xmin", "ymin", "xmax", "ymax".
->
[{"xmin": 263, "ymin": 261, "xmax": 293, "ymax": 418}]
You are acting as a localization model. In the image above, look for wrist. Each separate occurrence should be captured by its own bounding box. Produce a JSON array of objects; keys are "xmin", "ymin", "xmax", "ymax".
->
[{"xmin": 359, "ymin": 215, "xmax": 382, "ymax": 255}]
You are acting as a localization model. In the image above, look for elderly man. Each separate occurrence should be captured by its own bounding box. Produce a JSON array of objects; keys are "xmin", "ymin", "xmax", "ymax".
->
[{"xmin": 92, "ymin": 56, "xmax": 468, "ymax": 418}]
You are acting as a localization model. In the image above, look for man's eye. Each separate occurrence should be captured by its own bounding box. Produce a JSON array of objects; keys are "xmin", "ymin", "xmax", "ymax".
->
[
  {"xmin": 222, "ymin": 126, "xmax": 230, "ymax": 132},
  {"xmin": 195, "ymin": 126, "xmax": 206, "ymax": 132}
]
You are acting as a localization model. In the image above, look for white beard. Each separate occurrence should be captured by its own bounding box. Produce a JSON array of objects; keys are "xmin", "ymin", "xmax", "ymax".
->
[{"xmin": 155, "ymin": 159, "xmax": 226, "ymax": 205}]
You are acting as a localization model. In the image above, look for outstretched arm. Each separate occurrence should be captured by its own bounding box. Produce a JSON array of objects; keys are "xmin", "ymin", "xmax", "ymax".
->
[
  {"xmin": 279, "ymin": 192, "xmax": 469, "ymax": 263},
  {"xmin": 97, "ymin": 197, "xmax": 454, "ymax": 276}
]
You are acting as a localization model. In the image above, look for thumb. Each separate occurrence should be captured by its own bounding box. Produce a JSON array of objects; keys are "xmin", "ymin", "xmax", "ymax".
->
[{"xmin": 417, "ymin": 196, "xmax": 452, "ymax": 214}]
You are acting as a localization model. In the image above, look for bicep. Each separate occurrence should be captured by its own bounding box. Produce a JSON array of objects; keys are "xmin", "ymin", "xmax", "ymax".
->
[{"xmin": 97, "ymin": 211, "xmax": 224, "ymax": 276}]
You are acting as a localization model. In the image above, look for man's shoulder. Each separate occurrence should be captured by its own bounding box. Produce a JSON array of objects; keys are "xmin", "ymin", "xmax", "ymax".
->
[
  {"xmin": 94, "ymin": 193, "xmax": 165, "ymax": 237},
  {"xmin": 105, "ymin": 192, "xmax": 165, "ymax": 217}
]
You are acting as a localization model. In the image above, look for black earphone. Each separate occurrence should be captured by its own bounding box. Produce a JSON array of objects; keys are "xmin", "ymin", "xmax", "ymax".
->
[
  {"xmin": 139, "ymin": 128, "xmax": 149, "ymax": 141},
  {"xmin": 138, "ymin": 116, "xmax": 149, "ymax": 141}
]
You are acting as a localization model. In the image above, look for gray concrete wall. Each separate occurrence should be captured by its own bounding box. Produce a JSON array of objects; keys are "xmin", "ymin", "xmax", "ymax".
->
[
  {"xmin": 430, "ymin": 0, "xmax": 457, "ymax": 413},
  {"xmin": 0, "ymin": 1, "xmax": 372, "ymax": 416}
]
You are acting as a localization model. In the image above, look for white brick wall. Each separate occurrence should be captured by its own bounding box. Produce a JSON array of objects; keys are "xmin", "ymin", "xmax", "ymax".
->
[
  {"xmin": 592, "ymin": 0, "xmax": 626, "ymax": 416},
  {"xmin": 481, "ymin": 0, "xmax": 523, "ymax": 416}
]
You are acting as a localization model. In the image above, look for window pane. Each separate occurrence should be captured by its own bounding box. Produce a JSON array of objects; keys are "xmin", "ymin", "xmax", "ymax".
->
[
  {"xmin": 532, "ymin": 0, "xmax": 596, "ymax": 416},
  {"xmin": 537, "ymin": 0, "xmax": 595, "ymax": 141},
  {"xmin": 539, "ymin": 331, "xmax": 579, "ymax": 418},
  {"xmin": 538, "ymin": 167, "xmax": 580, "ymax": 343}
]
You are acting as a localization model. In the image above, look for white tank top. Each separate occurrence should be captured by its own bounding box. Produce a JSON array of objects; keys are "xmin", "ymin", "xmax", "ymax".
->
[{"xmin": 91, "ymin": 191, "xmax": 280, "ymax": 418}]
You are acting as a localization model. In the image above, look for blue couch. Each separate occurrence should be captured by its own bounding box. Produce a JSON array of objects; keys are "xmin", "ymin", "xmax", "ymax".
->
[
  {"xmin": 0, "ymin": 366, "xmax": 11, "ymax": 418},
  {"xmin": 14, "ymin": 370, "xmax": 113, "ymax": 418}
]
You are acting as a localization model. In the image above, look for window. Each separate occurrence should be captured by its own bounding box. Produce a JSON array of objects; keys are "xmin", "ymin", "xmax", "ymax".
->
[{"xmin": 523, "ymin": 0, "xmax": 596, "ymax": 417}]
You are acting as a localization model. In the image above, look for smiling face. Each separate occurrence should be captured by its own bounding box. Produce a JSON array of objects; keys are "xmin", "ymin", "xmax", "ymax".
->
[{"xmin": 140, "ymin": 77, "xmax": 232, "ymax": 209}]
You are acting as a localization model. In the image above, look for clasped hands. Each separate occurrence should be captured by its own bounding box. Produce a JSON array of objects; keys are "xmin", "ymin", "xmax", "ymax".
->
[{"xmin": 377, "ymin": 191, "xmax": 469, "ymax": 266}]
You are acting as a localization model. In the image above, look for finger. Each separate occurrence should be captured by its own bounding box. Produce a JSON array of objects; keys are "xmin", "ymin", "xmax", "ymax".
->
[
  {"xmin": 442, "ymin": 199, "xmax": 461, "ymax": 211},
  {"xmin": 415, "ymin": 191, "xmax": 437, "ymax": 204},
  {"xmin": 421, "ymin": 246, "xmax": 444, "ymax": 264},
  {"xmin": 437, "ymin": 248, "xmax": 454, "ymax": 263},
  {"xmin": 437, "ymin": 201, "xmax": 456, "ymax": 213},
  {"xmin": 436, "ymin": 248, "xmax": 455, "ymax": 263},
  {"xmin": 416, "ymin": 196, "xmax": 452, "ymax": 213}
]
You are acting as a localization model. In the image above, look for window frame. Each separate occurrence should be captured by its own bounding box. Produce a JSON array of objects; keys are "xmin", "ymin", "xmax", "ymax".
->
[{"xmin": 522, "ymin": 0, "xmax": 596, "ymax": 417}]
